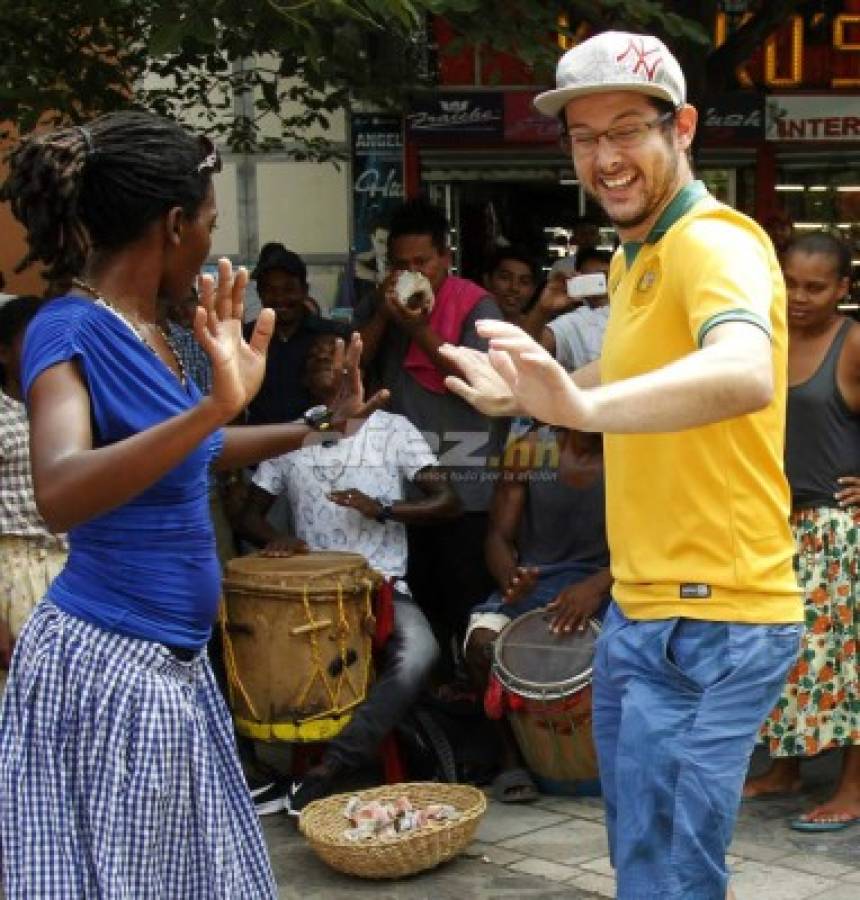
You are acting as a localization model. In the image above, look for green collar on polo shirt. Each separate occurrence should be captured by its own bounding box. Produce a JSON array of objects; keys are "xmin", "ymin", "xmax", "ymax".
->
[{"xmin": 622, "ymin": 179, "xmax": 710, "ymax": 268}]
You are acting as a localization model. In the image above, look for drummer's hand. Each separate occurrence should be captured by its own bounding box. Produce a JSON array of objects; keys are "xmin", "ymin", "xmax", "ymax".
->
[
  {"xmin": 328, "ymin": 489, "xmax": 382, "ymax": 520},
  {"xmin": 261, "ymin": 535, "xmax": 309, "ymax": 557},
  {"xmin": 195, "ymin": 258, "xmax": 274, "ymax": 423},
  {"xmin": 328, "ymin": 333, "xmax": 389, "ymax": 431},
  {"xmin": 503, "ymin": 566, "xmax": 540, "ymax": 605},
  {"xmin": 547, "ymin": 581, "xmax": 604, "ymax": 634}
]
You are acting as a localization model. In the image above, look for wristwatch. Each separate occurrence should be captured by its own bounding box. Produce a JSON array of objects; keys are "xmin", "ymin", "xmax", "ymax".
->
[
  {"xmin": 375, "ymin": 501, "xmax": 394, "ymax": 523},
  {"xmin": 303, "ymin": 404, "xmax": 333, "ymax": 432}
]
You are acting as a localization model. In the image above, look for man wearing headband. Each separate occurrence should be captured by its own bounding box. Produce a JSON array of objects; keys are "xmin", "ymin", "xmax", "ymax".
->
[{"xmin": 440, "ymin": 31, "xmax": 802, "ymax": 900}]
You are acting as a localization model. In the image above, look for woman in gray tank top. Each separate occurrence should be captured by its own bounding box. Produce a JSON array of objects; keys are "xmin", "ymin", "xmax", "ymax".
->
[{"xmin": 744, "ymin": 233, "xmax": 860, "ymax": 832}]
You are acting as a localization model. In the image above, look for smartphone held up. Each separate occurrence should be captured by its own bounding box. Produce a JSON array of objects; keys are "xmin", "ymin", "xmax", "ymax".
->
[{"xmin": 566, "ymin": 272, "xmax": 608, "ymax": 300}]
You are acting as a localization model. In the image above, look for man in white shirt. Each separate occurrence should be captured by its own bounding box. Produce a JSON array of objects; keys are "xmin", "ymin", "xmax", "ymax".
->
[
  {"xmin": 522, "ymin": 248, "xmax": 612, "ymax": 369},
  {"xmin": 239, "ymin": 334, "xmax": 460, "ymax": 815}
]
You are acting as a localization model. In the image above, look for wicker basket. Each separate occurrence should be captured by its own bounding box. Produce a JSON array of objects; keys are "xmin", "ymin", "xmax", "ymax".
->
[{"xmin": 299, "ymin": 782, "xmax": 487, "ymax": 879}]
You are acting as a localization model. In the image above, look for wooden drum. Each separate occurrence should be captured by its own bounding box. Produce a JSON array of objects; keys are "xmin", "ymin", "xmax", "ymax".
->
[
  {"xmin": 221, "ymin": 551, "xmax": 382, "ymax": 742},
  {"xmin": 492, "ymin": 609, "xmax": 601, "ymax": 796}
]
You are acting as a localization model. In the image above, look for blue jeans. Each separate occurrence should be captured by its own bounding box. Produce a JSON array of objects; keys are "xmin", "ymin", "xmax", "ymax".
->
[
  {"xmin": 324, "ymin": 592, "xmax": 438, "ymax": 771},
  {"xmin": 593, "ymin": 602, "xmax": 801, "ymax": 900}
]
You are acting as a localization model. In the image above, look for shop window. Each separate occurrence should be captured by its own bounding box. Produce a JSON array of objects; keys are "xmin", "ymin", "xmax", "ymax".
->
[{"xmin": 775, "ymin": 170, "xmax": 860, "ymax": 307}]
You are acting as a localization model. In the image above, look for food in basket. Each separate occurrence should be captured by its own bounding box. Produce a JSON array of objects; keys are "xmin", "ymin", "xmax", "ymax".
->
[
  {"xmin": 342, "ymin": 794, "xmax": 460, "ymax": 841},
  {"xmin": 394, "ymin": 271, "xmax": 435, "ymax": 313}
]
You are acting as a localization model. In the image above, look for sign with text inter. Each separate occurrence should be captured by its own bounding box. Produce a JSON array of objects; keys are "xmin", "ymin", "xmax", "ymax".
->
[{"xmin": 765, "ymin": 95, "xmax": 860, "ymax": 141}]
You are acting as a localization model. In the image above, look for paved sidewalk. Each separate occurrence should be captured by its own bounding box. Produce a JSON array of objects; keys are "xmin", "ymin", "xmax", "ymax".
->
[{"xmin": 266, "ymin": 748, "xmax": 859, "ymax": 899}]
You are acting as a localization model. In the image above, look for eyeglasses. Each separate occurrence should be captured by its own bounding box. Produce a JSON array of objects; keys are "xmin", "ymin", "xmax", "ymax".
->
[
  {"xmin": 196, "ymin": 134, "xmax": 222, "ymax": 174},
  {"xmin": 563, "ymin": 110, "xmax": 676, "ymax": 156}
]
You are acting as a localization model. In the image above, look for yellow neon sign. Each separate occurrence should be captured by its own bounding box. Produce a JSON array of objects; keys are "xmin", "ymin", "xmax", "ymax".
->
[
  {"xmin": 715, "ymin": 12, "xmax": 860, "ymax": 89},
  {"xmin": 715, "ymin": 11, "xmax": 754, "ymax": 87},
  {"xmin": 764, "ymin": 15, "xmax": 803, "ymax": 86},
  {"xmin": 833, "ymin": 14, "xmax": 860, "ymax": 88}
]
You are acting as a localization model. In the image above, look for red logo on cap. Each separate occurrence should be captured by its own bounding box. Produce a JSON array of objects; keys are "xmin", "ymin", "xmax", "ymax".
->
[{"xmin": 616, "ymin": 38, "xmax": 663, "ymax": 81}]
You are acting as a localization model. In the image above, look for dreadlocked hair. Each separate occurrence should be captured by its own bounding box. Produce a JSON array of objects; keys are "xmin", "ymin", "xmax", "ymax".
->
[{"xmin": 1, "ymin": 110, "xmax": 216, "ymax": 280}]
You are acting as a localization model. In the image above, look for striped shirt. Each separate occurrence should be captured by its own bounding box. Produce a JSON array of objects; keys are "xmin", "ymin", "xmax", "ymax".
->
[{"xmin": 167, "ymin": 321, "xmax": 213, "ymax": 395}]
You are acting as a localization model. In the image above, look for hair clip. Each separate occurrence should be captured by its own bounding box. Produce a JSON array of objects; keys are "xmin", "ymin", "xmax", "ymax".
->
[
  {"xmin": 196, "ymin": 135, "xmax": 222, "ymax": 174},
  {"xmin": 197, "ymin": 150, "xmax": 219, "ymax": 173}
]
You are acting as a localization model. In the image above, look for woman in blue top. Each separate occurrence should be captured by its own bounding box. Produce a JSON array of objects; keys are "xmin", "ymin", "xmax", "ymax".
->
[{"xmin": 0, "ymin": 111, "xmax": 385, "ymax": 899}]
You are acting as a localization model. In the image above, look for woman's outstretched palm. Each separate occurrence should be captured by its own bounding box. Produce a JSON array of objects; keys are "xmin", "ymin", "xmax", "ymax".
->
[
  {"xmin": 193, "ymin": 258, "xmax": 274, "ymax": 419},
  {"xmin": 193, "ymin": 257, "xmax": 388, "ymax": 426}
]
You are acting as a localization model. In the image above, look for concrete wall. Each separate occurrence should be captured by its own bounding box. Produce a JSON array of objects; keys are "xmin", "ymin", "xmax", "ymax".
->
[{"xmin": 1, "ymin": 62, "xmax": 354, "ymax": 310}]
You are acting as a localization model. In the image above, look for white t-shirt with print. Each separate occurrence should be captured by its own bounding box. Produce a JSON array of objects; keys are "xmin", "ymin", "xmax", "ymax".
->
[
  {"xmin": 547, "ymin": 304, "xmax": 610, "ymax": 370},
  {"xmin": 253, "ymin": 410, "xmax": 438, "ymax": 578}
]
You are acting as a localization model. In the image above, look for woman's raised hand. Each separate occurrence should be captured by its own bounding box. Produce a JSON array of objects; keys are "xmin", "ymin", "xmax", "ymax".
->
[{"xmin": 193, "ymin": 257, "xmax": 275, "ymax": 421}]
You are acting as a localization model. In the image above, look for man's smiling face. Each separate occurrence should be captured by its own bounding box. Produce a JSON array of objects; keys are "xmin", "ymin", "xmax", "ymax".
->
[{"xmin": 564, "ymin": 91, "xmax": 695, "ymax": 242}]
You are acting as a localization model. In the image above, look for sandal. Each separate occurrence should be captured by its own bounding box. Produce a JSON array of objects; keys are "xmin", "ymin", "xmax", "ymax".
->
[
  {"xmin": 789, "ymin": 815, "xmax": 860, "ymax": 833},
  {"xmin": 491, "ymin": 767, "xmax": 539, "ymax": 804}
]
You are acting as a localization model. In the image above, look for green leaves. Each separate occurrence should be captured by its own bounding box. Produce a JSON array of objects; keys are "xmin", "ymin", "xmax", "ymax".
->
[{"xmin": 0, "ymin": 1, "xmax": 781, "ymax": 159}]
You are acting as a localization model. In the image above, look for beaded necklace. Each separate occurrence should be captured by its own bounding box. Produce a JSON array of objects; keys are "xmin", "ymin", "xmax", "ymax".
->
[{"xmin": 71, "ymin": 278, "xmax": 188, "ymax": 387}]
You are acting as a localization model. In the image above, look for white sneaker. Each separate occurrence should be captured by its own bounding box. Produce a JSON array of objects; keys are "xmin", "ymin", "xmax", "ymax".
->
[{"xmin": 251, "ymin": 782, "xmax": 287, "ymax": 816}]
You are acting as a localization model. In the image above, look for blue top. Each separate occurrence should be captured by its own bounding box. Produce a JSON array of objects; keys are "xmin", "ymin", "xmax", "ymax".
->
[{"xmin": 22, "ymin": 296, "xmax": 224, "ymax": 649}]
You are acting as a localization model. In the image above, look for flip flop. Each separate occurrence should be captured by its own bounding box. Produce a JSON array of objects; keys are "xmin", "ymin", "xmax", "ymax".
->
[
  {"xmin": 492, "ymin": 767, "xmax": 539, "ymax": 804},
  {"xmin": 789, "ymin": 816, "xmax": 860, "ymax": 832}
]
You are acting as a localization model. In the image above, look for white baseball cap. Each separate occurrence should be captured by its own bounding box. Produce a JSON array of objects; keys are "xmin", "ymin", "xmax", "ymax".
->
[{"xmin": 534, "ymin": 31, "xmax": 685, "ymax": 117}]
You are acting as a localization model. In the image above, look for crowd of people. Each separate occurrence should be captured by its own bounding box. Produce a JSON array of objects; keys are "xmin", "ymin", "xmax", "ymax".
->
[{"xmin": 0, "ymin": 27, "xmax": 857, "ymax": 900}]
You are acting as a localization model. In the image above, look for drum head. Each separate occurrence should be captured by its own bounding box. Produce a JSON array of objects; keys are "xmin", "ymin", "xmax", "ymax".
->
[
  {"xmin": 224, "ymin": 551, "xmax": 380, "ymax": 597},
  {"xmin": 493, "ymin": 608, "xmax": 599, "ymax": 701}
]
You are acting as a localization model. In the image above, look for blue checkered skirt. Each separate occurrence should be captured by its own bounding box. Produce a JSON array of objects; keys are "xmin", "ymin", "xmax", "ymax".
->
[{"xmin": 0, "ymin": 600, "xmax": 277, "ymax": 899}]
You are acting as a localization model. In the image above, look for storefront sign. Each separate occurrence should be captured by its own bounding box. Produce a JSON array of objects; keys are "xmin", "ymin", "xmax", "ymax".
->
[
  {"xmin": 701, "ymin": 93, "xmax": 764, "ymax": 138},
  {"xmin": 350, "ymin": 114, "xmax": 404, "ymax": 254},
  {"xmin": 406, "ymin": 92, "xmax": 504, "ymax": 139},
  {"xmin": 503, "ymin": 92, "xmax": 562, "ymax": 143},
  {"xmin": 766, "ymin": 96, "xmax": 860, "ymax": 141}
]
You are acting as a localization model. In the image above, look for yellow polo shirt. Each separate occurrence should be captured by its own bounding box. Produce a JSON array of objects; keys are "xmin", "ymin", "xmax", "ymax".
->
[{"xmin": 601, "ymin": 181, "xmax": 801, "ymax": 623}]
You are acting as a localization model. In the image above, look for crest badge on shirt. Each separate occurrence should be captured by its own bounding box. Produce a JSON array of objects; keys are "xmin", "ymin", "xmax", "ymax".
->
[
  {"xmin": 629, "ymin": 260, "xmax": 660, "ymax": 309},
  {"xmin": 637, "ymin": 269, "xmax": 658, "ymax": 292}
]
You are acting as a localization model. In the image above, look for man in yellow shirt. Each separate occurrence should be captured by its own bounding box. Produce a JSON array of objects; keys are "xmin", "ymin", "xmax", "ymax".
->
[{"xmin": 441, "ymin": 30, "xmax": 802, "ymax": 900}]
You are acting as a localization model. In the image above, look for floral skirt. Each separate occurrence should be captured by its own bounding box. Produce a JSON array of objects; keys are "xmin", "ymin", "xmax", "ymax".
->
[{"xmin": 760, "ymin": 506, "xmax": 860, "ymax": 757}]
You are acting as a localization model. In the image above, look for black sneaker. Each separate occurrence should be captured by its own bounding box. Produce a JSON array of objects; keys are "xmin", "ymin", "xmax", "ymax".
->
[
  {"xmin": 251, "ymin": 781, "xmax": 288, "ymax": 817},
  {"xmin": 249, "ymin": 780, "xmax": 274, "ymax": 799},
  {"xmin": 284, "ymin": 773, "xmax": 333, "ymax": 818}
]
